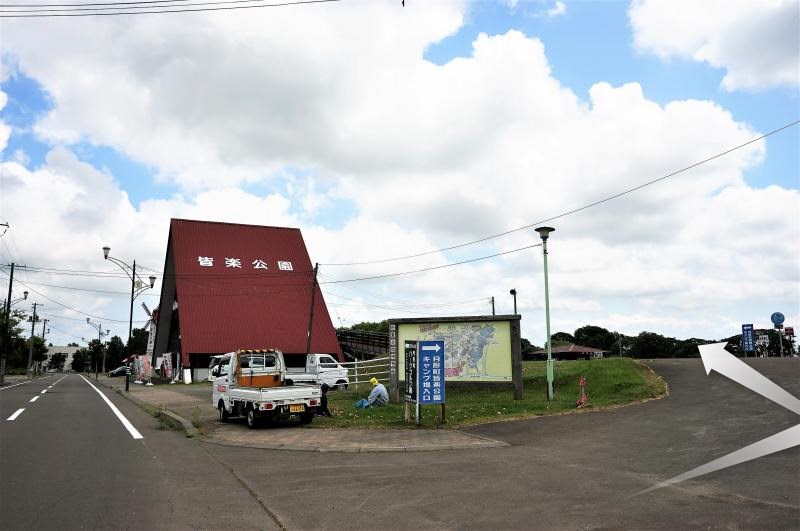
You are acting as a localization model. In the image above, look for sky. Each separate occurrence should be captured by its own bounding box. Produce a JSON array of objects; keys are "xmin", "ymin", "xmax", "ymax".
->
[{"xmin": 0, "ymin": 0, "xmax": 798, "ymax": 351}]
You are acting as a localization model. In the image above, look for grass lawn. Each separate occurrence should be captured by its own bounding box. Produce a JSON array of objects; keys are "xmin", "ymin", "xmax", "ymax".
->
[{"xmin": 312, "ymin": 357, "xmax": 665, "ymax": 429}]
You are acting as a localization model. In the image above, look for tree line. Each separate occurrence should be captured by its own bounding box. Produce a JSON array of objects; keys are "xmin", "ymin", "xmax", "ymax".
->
[
  {"xmin": 1, "ymin": 305, "xmax": 150, "ymax": 374},
  {"xmin": 339, "ymin": 321, "xmax": 796, "ymax": 359}
]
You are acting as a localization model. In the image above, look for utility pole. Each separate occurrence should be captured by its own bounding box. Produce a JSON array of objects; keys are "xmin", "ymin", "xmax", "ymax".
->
[
  {"xmin": 491, "ymin": 296, "xmax": 495, "ymax": 316},
  {"xmin": 129, "ymin": 260, "xmax": 136, "ymax": 342},
  {"xmin": 1, "ymin": 262, "xmax": 14, "ymax": 385},
  {"xmin": 26, "ymin": 302, "xmax": 41, "ymax": 378},
  {"xmin": 305, "ymin": 263, "xmax": 319, "ymax": 355},
  {"xmin": 41, "ymin": 318, "xmax": 49, "ymax": 340}
]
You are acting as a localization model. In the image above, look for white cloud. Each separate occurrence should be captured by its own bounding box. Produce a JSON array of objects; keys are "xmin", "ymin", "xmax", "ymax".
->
[
  {"xmin": 0, "ymin": 90, "xmax": 11, "ymax": 152},
  {"xmin": 547, "ymin": 1, "xmax": 566, "ymax": 18},
  {"xmin": 630, "ymin": 0, "xmax": 800, "ymax": 91}
]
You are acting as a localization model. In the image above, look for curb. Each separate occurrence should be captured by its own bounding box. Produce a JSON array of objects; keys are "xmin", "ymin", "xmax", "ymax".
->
[
  {"xmin": 202, "ymin": 438, "xmax": 509, "ymax": 453},
  {"xmin": 97, "ymin": 379, "xmax": 200, "ymax": 438}
]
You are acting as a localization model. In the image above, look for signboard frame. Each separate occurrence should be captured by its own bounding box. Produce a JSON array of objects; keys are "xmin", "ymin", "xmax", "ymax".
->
[{"xmin": 388, "ymin": 315, "xmax": 523, "ymax": 404}]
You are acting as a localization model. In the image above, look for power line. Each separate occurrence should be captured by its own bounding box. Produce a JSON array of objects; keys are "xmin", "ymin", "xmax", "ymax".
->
[
  {"xmin": 0, "ymin": 264, "xmax": 314, "ymax": 280},
  {"xmin": 5, "ymin": 278, "xmax": 160, "ymax": 296},
  {"xmin": 0, "ymin": 0, "xmax": 190, "ymax": 7},
  {"xmin": 320, "ymin": 243, "xmax": 542, "ymax": 284},
  {"xmin": 0, "ymin": 0, "xmax": 340, "ymax": 17},
  {"xmin": 12, "ymin": 281, "xmax": 139, "ymax": 322},
  {"xmin": 320, "ymin": 120, "xmax": 800, "ymax": 266}
]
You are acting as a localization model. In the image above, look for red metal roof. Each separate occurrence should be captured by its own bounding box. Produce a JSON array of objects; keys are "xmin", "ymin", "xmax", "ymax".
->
[{"xmin": 165, "ymin": 218, "xmax": 342, "ymax": 363}]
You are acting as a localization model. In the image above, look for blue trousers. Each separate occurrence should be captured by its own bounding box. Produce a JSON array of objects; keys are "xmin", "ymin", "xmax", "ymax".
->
[{"xmin": 353, "ymin": 399, "xmax": 370, "ymax": 409}]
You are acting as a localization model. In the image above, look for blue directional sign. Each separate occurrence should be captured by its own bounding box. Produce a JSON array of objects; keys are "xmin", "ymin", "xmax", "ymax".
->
[
  {"xmin": 741, "ymin": 324, "xmax": 755, "ymax": 353},
  {"xmin": 418, "ymin": 340, "xmax": 445, "ymax": 404},
  {"xmin": 771, "ymin": 312, "xmax": 785, "ymax": 325}
]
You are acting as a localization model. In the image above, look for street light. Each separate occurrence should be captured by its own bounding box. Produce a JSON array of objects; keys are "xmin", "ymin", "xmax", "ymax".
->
[
  {"xmin": 102, "ymin": 246, "xmax": 156, "ymax": 342},
  {"xmin": 10, "ymin": 291, "xmax": 29, "ymax": 307},
  {"xmin": 509, "ymin": 289, "xmax": 517, "ymax": 314},
  {"xmin": 535, "ymin": 226, "xmax": 555, "ymax": 401}
]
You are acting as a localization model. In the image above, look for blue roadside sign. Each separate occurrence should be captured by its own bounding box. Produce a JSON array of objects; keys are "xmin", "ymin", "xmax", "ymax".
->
[
  {"xmin": 741, "ymin": 324, "xmax": 755, "ymax": 352},
  {"xmin": 418, "ymin": 340, "xmax": 445, "ymax": 404},
  {"xmin": 771, "ymin": 312, "xmax": 785, "ymax": 325}
]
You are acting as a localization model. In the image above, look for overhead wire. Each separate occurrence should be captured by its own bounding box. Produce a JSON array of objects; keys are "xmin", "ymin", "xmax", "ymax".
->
[
  {"xmin": 0, "ymin": 0, "xmax": 341, "ymax": 17},
  {"xmin": 319, "ymin": 120, "xmax": 800, "ymax": 266},
  {"xmin": 11, "ymin": 280, "xmax": 140, "ymax": 322},
  {"xmin": 319, "ymin": 243, "xmax": 542, "ymax": 284}
]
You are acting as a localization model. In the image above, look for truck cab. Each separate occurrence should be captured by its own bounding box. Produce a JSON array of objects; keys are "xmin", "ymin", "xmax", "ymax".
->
[{"xmin": 285, "ymin": 353, "xmax": 349, "ymax": 389}]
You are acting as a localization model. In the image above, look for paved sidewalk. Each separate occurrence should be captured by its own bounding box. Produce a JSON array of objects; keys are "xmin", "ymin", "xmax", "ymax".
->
[{"xmin": 97, "ymin": 376, "xmax": 507, "ymax": 452}]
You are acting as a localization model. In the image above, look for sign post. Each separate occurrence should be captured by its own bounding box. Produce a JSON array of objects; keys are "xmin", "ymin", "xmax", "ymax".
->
[
  {"xmin": 403, "ymin": 341, "xmax": 417, "ymax": 423},
  {"xmin": 418, "ymin": 340, "xmax": 446, "ymax": 424},
  {"xmin": 771, "ymin": 312, "xmax": 785, "ymax": 358},
  {"xmin": 741, "ymin": 324, "xmax": 755, "ymax": 356}
]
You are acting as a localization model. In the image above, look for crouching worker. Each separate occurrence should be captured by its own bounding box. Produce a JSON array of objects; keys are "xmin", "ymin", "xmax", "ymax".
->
[
  {"xmin": 354, "ymin": 377, "xmax": 389, "ymax": 408},
  {"xmin": 316, "ymin": 383, "xmax": 332, "ymax": 417}
]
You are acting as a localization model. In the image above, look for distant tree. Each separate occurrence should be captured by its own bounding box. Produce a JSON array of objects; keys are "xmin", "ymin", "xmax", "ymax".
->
[
  {"xmin": 628, "ymin": 331, "xmax": 676, "ymax": 359},
  {"xmin": 520, "ymin": 337, "xmax": 540, "ymax": 360},
  {"xmin": 348, "ymin": 321, "xmax": 390, "ymax": 335},
  {"xmin": 2, "ymin": 308, "xmax": 28, "ymax": 368},
  {"xmin": 107, "ymin": 336, "xmax": 126, "ymax": 366},
  {"xmin": 673, "ymin": 338, "xmax": 712, "ymax": 358},
  {"xmin": 71, "ymin": 348, "xmax": 90, "ymax": 372},
  {"xmin": 48, "ymin": 352, "xmax": 67, "ymax": 371},
  {"xmin": 125, "ymin": 327, "xmax": 150, "ymax": 356},
  {"xmin": 67, "ymin": 342, "xmax": 79, "ymax": 347},
  {"xmin": 573, "ymin": 325, "xmax": 616, "ymax": 350},
  {"xmin": 87, "ymin": 339, "xmax": 105, "ymax": 373},
  {"xmin": 550, "ymin": 332, "xmax": 574, "ymax": 346},
  {"xmin": 31, "ymin": 337, "xmax": 48, "ymax": 365}
]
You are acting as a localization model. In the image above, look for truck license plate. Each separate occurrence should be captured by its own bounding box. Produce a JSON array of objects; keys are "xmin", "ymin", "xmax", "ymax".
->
[{"xmin": 289, "ymin": 404, "xmax": 305, "ymax": 413}]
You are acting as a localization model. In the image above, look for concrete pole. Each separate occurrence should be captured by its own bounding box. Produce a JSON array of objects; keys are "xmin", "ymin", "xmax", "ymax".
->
[
  {"xmin": 1, "ymin": 262, "xmax": 14, "ymax": 385},
  {"xmin": 542, "ymin": 240, "xmax": 554, "ymax": 400},
  {"xmin": 26, "ymin": 302, "xmax": 38, "ymax": 378}
]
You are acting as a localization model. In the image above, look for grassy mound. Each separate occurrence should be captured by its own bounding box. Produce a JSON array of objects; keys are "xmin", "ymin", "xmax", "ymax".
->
[{"xmin": 313, "ymin": 357, "xmax": 666, "ymax": 429}]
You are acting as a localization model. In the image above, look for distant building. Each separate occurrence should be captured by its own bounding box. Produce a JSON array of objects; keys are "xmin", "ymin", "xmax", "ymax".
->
[
  {"xmin": 153, "ymin": 219, "xmax": 342, "ymax": 383},
  {"xmin": 532, "ymin": 343, "xmax": 606, "ymax": 360},
  {"xmin": 44, "ymin": 345, "xmax": 81, "ymax": 372}
]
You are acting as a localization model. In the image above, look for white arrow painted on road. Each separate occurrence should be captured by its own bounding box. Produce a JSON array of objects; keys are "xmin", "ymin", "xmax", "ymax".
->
[
  {"xmin": 698, "ymin": 342, "xmax": 800, "ymax": 415},
  {"xmin": 637, "ymin": 424, "xmax": 800, "ymax": 495},
  {"xmin": 421, "ymin": 344, "xmax": 441, "ymax": 352},
  {"xmin": 636, "ymin": 343, "xmax": 799, "ymax": 495}
]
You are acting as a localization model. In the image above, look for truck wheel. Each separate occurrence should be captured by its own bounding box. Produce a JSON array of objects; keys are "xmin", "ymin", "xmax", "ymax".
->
[
  {"xmin": 336, "ymin": 380, "xmax": 348, "ymax": 391},
  {"xmin": 246, "ymin": 406, "xmax": 260, "ymax": 429},
  {"xmin": 218, "ymin": 401, "xmax": 229, "ymax": 422},
  {"xmin": 299, "ymin": 411, "xmax": 314, "ymax": 424}
]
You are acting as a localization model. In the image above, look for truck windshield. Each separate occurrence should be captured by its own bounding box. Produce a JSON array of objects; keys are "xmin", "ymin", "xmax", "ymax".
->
[{"xmin": 319, "ymin": 356, "xmax": 338, "ymax": 367}]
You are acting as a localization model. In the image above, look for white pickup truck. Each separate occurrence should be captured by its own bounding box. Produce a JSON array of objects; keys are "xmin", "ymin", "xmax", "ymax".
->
[
  {"xmin": 285, "ymin": 353, "xmax": 350, "ymax": 389},
  {"xmin": 212, "ymin": 349, "xmax": 321, "ymax": 428}
]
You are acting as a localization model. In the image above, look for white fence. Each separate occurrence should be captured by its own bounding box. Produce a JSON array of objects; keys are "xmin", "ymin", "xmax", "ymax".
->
[{"xmin": 339, "ymin": 356, "xmax": 390, "ymax": 391}]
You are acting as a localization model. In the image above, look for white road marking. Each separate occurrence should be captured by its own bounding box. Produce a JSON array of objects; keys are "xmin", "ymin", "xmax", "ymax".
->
[
  {"xmin": 79, "ymin": 375, "xmax": 143, "ymax": 439},
  {"xmin": 7, "ymin": 408, "xmax": 25, "ymax": 421},
  {"xmin": 0, "ymin": 376, "xmax": 52, "ymax": 391},
  {"xmin": 29, "ymin": 396, "xmax": 39, "ymax": 403},
  {"xmin": 40, "ymin": 389, "xmax": 47, "ymax": 394}
]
